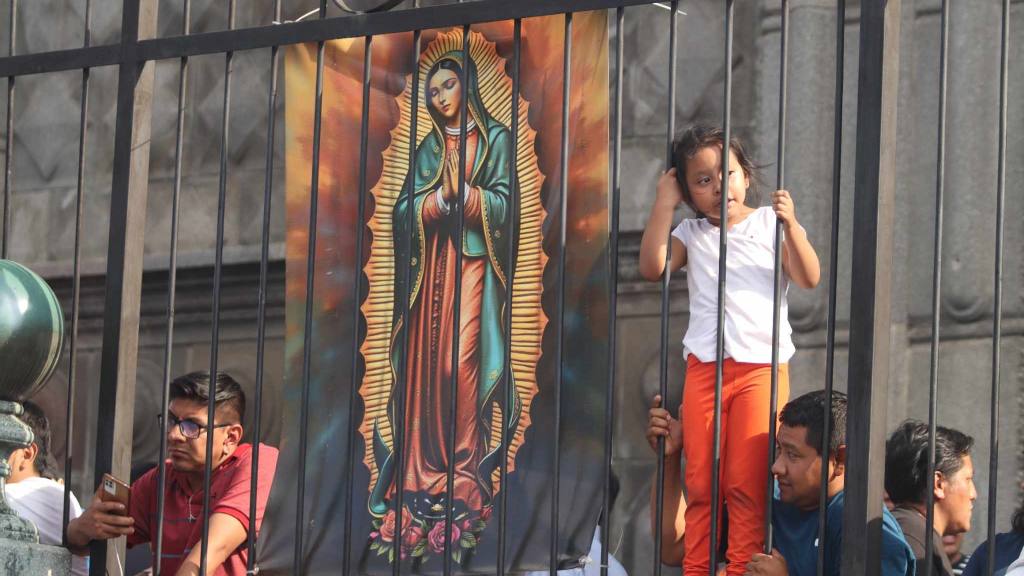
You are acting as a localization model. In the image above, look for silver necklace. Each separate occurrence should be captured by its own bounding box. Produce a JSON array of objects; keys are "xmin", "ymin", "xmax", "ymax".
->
[{"xmin": 187, "ymin": 491, "xmax": 198, "ymax": 522}]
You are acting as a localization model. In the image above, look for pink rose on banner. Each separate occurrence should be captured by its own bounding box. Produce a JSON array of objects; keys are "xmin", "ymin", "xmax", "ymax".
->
[
  {"xmin": 427, "ymin": 521, "xmax": 461, "ymax": 554},
  {"xmin": 480, "ymin": 506, "xmax": 493, "ymax": 522},
  {"xmin": 380, "ymin": 509, "xmax": 412, "ymax": 543},
  {"xmin": 401, "ymin": 525, "xmax": 425, "ymax": 555},
  {"xmin": 380, "ymin": 511, "xmax": 397, "ymax": 542}
]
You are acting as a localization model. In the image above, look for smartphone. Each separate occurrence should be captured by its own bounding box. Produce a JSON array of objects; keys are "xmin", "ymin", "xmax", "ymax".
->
[{"xmin": 100, "ymin": 473, "xmax": 131, "ymax": 514}]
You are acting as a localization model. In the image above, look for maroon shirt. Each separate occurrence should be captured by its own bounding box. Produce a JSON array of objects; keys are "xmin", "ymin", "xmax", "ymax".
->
[{"xmin": 127, "ymin": 443, "xmax": 279, "ymax": 575}]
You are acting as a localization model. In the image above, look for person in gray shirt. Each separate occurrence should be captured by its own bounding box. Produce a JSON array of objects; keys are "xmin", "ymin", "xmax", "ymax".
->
[{"xmin": 885, "ymin": 421, "xmax": 977, "ymax": 576}]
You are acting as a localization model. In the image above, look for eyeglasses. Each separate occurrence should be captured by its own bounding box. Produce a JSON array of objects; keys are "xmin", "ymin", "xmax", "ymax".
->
[{"xmin": 157, "ymin": 412, "xmax": 231, "ymax": 440}]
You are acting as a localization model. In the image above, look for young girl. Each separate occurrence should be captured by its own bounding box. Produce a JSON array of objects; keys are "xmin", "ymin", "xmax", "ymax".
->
[{"xmin": 639, "ymin": 125, "xmax": 820, "ymax": 575}]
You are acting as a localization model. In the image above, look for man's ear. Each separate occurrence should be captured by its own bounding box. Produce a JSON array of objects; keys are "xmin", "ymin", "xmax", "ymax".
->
[
  {"xmin": 223, "ymin": 423, "xmax": 243, "ymax": 449},
  {"xmin": 830, "ymin": 445, "xmax": 847, "ymax": 479},
  {"xmin": 10, "ymin": 443, "xmax": 38, "ymax": 471},
  {"xmin": 933, "ymin": 471, "xmax": 946, "ymax": 501},
  {"xmin": 22, "ymin": 443, "xmax": 38, "ymax": 467}
]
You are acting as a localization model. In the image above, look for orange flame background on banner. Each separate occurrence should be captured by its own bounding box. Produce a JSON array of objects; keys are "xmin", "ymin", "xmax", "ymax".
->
[{"xmin": 284, "ymin": 8, "xmax": 609, "ymax": 514}]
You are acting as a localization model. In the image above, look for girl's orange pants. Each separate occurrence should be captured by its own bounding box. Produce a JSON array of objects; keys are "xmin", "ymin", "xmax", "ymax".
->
[{"xmin": 680, "ymin": 355, "xmax": 790, "ymax": 576}]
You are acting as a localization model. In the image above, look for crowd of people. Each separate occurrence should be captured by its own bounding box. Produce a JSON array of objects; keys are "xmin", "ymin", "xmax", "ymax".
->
[
  {"xmin": 6, "ymin": 123, "xmax": 1022, "ymax": 576},
  {"xmin": 636, "ymin": 125, "xmax": 1018, "ymax": 576},
  {"xmin": 646, "ymin": 389, "xmax": 993, "ymax": 576},
  {"xmin": 9, "ymin": 372, "xmax": 278, "ymax": 576}
]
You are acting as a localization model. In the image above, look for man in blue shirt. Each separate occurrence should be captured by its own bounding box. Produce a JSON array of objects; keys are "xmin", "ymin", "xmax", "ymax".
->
[
  {"xmin": 647, "ymin": 390, "xmax": 916, "ymax": 575},
  {"xmin": 746, "ymin": 390, "xmax": 915, "ymax": 575}
]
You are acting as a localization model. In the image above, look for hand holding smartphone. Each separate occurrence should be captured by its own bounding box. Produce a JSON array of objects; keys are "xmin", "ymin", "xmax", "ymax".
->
[{"xmin": 100, "ymin": 473, "xmax": 131, "ymax": 515}]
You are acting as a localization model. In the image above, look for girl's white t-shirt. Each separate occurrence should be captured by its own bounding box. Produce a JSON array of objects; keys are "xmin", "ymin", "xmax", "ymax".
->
[{"xmin": 671, "ymin": 206, "xmax": 794, "ymax": 364}]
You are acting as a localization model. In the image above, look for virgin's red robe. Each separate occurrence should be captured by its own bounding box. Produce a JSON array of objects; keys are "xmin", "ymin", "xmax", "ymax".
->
[{"xmin": 390, "ymin": 128, "xmax": 487, "ymax": 514}]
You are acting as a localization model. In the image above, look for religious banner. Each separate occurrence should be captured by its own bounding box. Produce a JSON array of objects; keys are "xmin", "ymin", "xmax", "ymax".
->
[{"xmin": 257, "ymin": 13, "xmax": 611, "ymax": 574}]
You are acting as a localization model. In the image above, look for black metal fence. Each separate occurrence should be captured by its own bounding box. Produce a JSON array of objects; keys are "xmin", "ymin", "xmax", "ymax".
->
[{"xmin": 0, "ymin": 0, "xmax": 1015, "ymax": 574}]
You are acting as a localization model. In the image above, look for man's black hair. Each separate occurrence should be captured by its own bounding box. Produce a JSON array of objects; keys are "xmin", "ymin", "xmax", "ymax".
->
[
  {"xmin": 1012, "ymin": 501, "xmax": 1024, "ymax": 533},
  {"xmin": 884, "ymin": 420, "xmax": 973, "ymax": 506},
  {"xmin": 778, "ymin": 390, "xmax": 848, "ymax": 458},
  {"xmin": 169, "ymin": 371, "xmax": 246, "ymax": 424},
  {"xmin": 20, "ymin": 400, "xmax": 59, "ymax": 480}
]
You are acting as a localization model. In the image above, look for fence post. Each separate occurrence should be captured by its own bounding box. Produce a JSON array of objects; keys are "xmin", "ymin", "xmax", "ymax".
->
[
  {"xmin": 842, "ymin": 0, "xmax": 900, "ymax": 573},
  {"xmin": 90, "ymin": 0, "xmax": 158, "ymax": 573}
]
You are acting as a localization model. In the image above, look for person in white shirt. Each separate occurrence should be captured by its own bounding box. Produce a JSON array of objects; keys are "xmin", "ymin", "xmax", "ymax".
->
[
  {"xmin": 6, "ymin": 400, "xmax": 87, "ymax": 576},
  {"xmin": 638, "ymin": 125, "xmax": 821, "ymax": 575}
]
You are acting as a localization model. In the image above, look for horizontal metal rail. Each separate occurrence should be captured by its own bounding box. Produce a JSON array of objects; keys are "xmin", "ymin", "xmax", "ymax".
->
[
  {"xmin": 0, "ymin": 0, "xmax": 657, "ymax": 77},
  {"xmin": 0, "ymin": 45, "xmax": 120, "ymax": 78}
]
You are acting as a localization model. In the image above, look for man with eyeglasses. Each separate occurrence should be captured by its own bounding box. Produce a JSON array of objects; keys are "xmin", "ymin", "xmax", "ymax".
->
[{"xmin": 66, "ymin": 371, "xmax": 279, "ymax": 576}]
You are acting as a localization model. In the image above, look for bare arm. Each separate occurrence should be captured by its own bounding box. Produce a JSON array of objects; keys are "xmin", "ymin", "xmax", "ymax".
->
[
  {"xmin": 772, "ymin": 189, "xmax": 820, "ymax": 289},
  {"xmin": 65, "ymin": 486, "xmax": 135, "ymax": 555},
  {"xmin": 639, "ymin": 169, "xmax": 688, "ymax": 282},
  {"xmin": 646, "ymin": 394, "xmax": 687, "ymax": 566},
  {"xmin": 173, "ymin": 513, "xmax": 247, "ymax": 576}
]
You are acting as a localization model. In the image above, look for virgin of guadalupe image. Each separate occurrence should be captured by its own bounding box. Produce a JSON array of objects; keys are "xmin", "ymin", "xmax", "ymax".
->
[{"xmin": 359, "ymin": 29, "xmax": 546, "ymax": 563}]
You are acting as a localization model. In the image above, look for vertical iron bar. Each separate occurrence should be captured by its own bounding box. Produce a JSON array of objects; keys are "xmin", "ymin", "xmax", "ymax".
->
[
  {"xmin": 391, "ymin": 22, "xmax": 419, "ymax": 576},
  {"xmin": 654, "ymin": 2, "xmax": 678, "ymax": 575},
  {"xmin": 924, "ymin": 1, "xmax": 950, "ymax": 574},
  {"xmin": 295, "ymin": 2, "xmax": 329, "ymax": 571},
  {"xmin": 601, "ymin": 8, "xmax": 624, "ymax": 576},
  {"xmin": 245, "ymin": 1, "xmax": 282, "ymax": 572},
  {"xmin": 496, "ymin": 17, "xmax": 521, "ymax": 576},
  {"xmin": 842, "ymin": 0, "xmax": 901, "ymax": 571},
  {"xmin": 200, "ymin": 2, "xmax": 237, "ymax": 573},
  {"xmin": 391, "ymin": 25, "xmax": 420, "ymax": 576},
  {"xmin": 766, "ymin": 0, "xmax": 789, "ymax": 555},
  {"xmin": 817, "ymin": 0, "xmax": 845, "ymax": 574},
  {"xmin": 62, "ymin": 0, "xmax": 92, "ymax": 547},
  {"xmin": 153, "ymin": 1, "xmax": 191, "ymax": 571},
  {"xmin": 91, "ymin": 0, "xmax": 158, "ymax": 570},
  {"xmin": 342, "ymin": 31, "xmax": 372, "ymax": 576},
  {"xmin": 709, "ymin": 1, "xmax": 734, "ymax": 573},
  {"xmin": 390, "ymin": 14, "xmax": 419, "ymax": 576},
  {"xmin": 1, "ymin": 0, "xmax": 15, "ymax": 258},
  {"xmin": 548, "ymin": 12, "xmax": 572, "ymax": 575},
  {"xmin": 986, "ymin": 1, "xmax": 1010, "ymax": 574},
  {"xmin": 443, "ymin": 24, "xmax": 471, "ymax": 576}
]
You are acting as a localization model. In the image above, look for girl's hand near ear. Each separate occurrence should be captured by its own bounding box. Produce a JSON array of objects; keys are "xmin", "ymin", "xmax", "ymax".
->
[
  {"xmin": 640, "ymin": 169, "xmax": 689, "ymax": 282},
  {"xmin": 656, "ymin": 168, "xmax": 686, "ymax": 209}
]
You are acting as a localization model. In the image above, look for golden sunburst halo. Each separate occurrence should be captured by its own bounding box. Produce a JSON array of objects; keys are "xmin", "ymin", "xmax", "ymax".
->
[{"xmin": 358, "ymin": 28, "xmax": 548, "ymax": 496}]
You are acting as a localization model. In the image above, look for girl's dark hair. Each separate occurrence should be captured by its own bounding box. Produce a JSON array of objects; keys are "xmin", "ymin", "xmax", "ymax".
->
[{"xmin": 670, "ymin": 125, "xmax": 760, "ymax": 217}]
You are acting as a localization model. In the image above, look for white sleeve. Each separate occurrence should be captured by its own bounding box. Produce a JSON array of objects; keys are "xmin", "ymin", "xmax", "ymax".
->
[
  {"xmin": 670, "ymin": 220, "xmax": 689, "ymax": 246},
  {"xmin": 1005, "ymin": 545, "xmax": 1024, "ymax": 575},
  {"xmin": 70, "ymin": 490, "xmax": 84, "ymax": 518}
]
